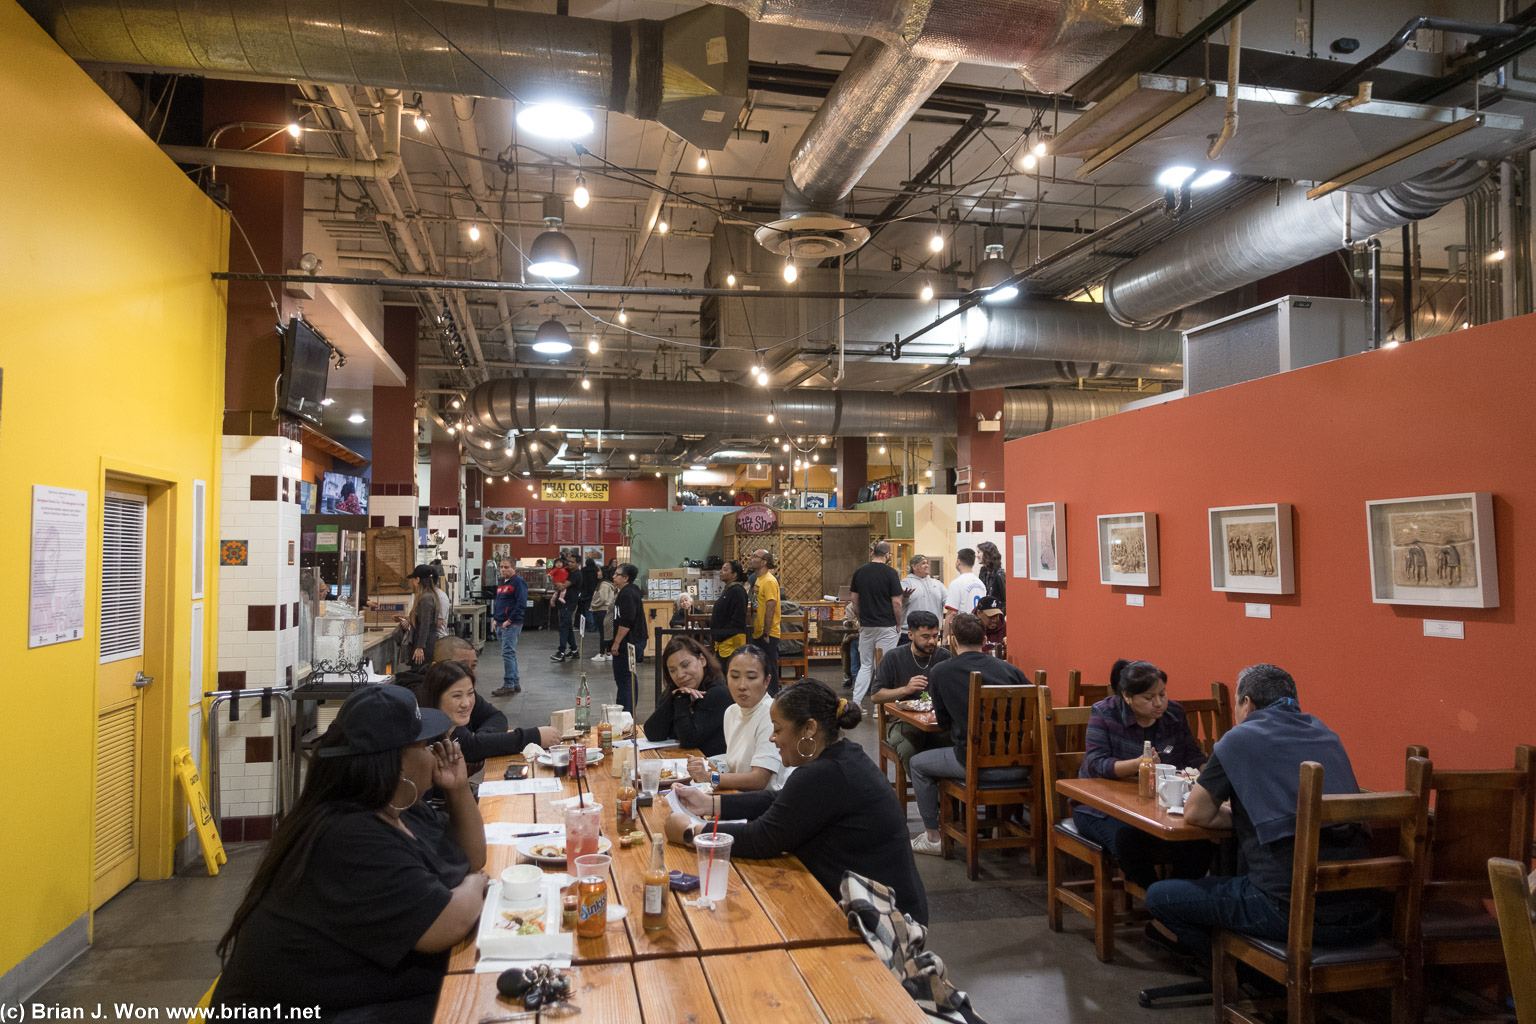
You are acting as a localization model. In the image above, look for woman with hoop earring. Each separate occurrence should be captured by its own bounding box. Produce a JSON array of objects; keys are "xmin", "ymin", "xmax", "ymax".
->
[
  {"xmin": 666, "ymin": 679, "xmax": 929, "ymax": 924},
  {"xmin": 212, "ymin": 685, "xmax": 489, "ymax": 1023}
]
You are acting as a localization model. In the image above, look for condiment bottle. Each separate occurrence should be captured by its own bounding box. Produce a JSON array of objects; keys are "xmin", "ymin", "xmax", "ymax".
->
[
  {"xmin": 616, "ymin": 763, "xmax": 637, "ymax": 833},
  {"xmin": 574, "ymin": 674, "xmax": 591, "ymax": 732},
  {"xmin": 598, "ymin": 719, "xmax": 613, "ymax": 756},
  {"xmin": 642, "ymin": 835, "xmax": 669, "ymax": 932},
  {"xmin": 1137, "ymin": 740, "xmax": 1156, "ymax": 798}
]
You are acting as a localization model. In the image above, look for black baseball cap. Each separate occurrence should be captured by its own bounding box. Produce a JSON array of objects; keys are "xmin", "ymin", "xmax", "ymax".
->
[
  {"xmin": 407, "ymin": 564, "xmax": 436, "ymax": 581},
  {"xmin": 316, "ymin": 684, "xmax": 453, "ymax": 758}
]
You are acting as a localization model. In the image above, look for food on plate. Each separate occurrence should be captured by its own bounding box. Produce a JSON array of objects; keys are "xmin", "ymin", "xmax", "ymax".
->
[
  {"xmin": 497, "ymin": 905, "xmax": 547, "ymax": 935},
  {"xmin": 529, "ymin": 842, "xmax": 566, "ymax": 860}
]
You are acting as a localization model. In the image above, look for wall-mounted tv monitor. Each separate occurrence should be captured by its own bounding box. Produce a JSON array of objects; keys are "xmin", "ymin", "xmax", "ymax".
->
[
  {"xmin": 320, "ymin": 472, "xmax": 369, "ymax": 515},
  {"xmin": 279, "ymin": 317, "xmax": 331, "ymax": 425}
]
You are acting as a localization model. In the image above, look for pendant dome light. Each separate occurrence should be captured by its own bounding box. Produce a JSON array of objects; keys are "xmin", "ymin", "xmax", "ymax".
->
[
  {"xmin": 528, "ymin": 195, "xmax": 580, "ymax": 279},
  {"xmin": 973, "ymin": 225, "xmax": 1019, "ymax": 303},
  {"xmin": 531, "ymin": 317, "xmax": 573, "ymax": 355}
]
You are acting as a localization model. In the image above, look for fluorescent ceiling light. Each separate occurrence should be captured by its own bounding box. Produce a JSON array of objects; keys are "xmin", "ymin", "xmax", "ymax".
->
[
  {"xmin": 515, "ymin": 103, "xmax": 594, "ymax": 139},
  {"xmin": 1192, "ymin": 168, "xmax": 1231, "ymax": 189},
  {"xmin": 1157, "ymin": 166, "xmax": 1196, "ymax": 188}
]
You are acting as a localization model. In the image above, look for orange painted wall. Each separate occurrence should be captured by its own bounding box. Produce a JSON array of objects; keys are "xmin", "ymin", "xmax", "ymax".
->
[{"xmin": 1004, "ymin": 314, "xmax": 1536, "ymax": 791}]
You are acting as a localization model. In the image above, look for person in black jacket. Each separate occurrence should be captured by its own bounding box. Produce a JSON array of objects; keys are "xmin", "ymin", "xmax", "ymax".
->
[
  {"xmin": 578, "ymin": 550, "xmax": 600, "ymax": 634},
  {"xmin": 976, "ymin": 540, "xmax": 1007, "ymax": 613},
  {"xmin": 412, "ymin": 646, "xmax": 557, "ymax": 775},
  {"xmin": 664, "ymin": 679, "xmax": 929, "ymax": 924},
  {"xmin": 643, "ymin": 636, "xmax": 732, "ymax": 756},
  {"xmin": 709, "ymin": 560, "xmax": 750, "ymax": 661},
  {"xmin": 609, "ymin": 563, "xmax": 647, "ymax": 714}
]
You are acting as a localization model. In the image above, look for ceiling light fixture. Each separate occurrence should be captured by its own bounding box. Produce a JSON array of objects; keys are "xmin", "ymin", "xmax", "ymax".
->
[
  {"xmin": 812, "ymin": 454, "xmax": 819, "ymax": 463},
  {"xmin": 819, "ymin": 436, "xmax": 827, "ymax": 444},
  {"xmin": 1033, "ymin": 138, "xmax": 1048, "ymax": 158},
  {"xmin": 572, "ymin": 173, "xmax": 590, "ymax": 209},
  {"xmin": 1383, "ymin": 340, "xmax": 1401, "ymax": 349},
  {"xmin": 581, "ymin": 376, "xmax": 591, "ymax": 389},
  {"xmin": 783, "ymin": 257, "xmax": 797, "ymax": 283},
  {"xmin": 878, "ymin": 444, "xmax": 886, "ymax": 454},
  {"xmin": 696, "ymin": 153, "xmax": 708, "ymax": 170},
  {"xmin": 413, "ymin": 112, "xmax": 429, "ymax": 133},
  {"xmin": 465, "ymin": 422, "xmax": 474, "ymax": 433},
  {"xmin": 756, "ymin": 369, "xmax": 770, "ymax": 387},
  {"xmin": 766, "ymin": 411, "xmax": 775, "ymax": 424},
  {"xmin": 321, "ymin": 397, "xmax": 336, "ymax": 407},
  {"xmin": 483, "ymin": 440, "xmax": 493, "ymax": 449},
  {"xmin": 348, "ymin": 411, "xmax": 366, "ymax": 424},
  {"xmin": 782, "ymin": 443, "xmax": 791, "ymax": 452},
  {"xmin": 503, "ymin": 475, "xmax": 510, "ymax": 482},
  {"xmin": 1157, "ymin": 165, "xmax": 1196, "ymax": 188},
  {"xmin": 286, "ymin": 123, "xmax": 302, "ymax": 139},
  {"xmin": 1490, "ymin": 248, "xmax": 1508, "ymax": 262},
  {"xmin": 527, "ymin": 196, "xmax": 580, "ymax": 278},
  {"xmin": 655, "ymin": 471, "xmax": 661, "ymax": 478},
  {"xmin": 929, "ymin": 229, "xmax": 945, "ymax": 253},
  {"xmin": 657, "ymin": 213, "xmax": 669, "ymax": 234},
  {"xmin": 587, "ymin": 337, "xmax": 600, "ymax": 354},
  {"xmin": 515, "ymin": 102, "xmax": 594, "ymax": 139},
  {"xmin": 979, "ymin": 477, "xmax": 987, "ymax": 489},
  {"xmin": 629, "ymin": 453, "xmax": 637, "ymax": 461},
  {"xmin": 726, "ymin": 272, "xmax": 736, "ymax": 287},
  {"xmin": 1020, "ymin": 152, "xmax": 1037, "ymax": 170},
  {"xmin": 920, "ymin": 281, "xmax": 934, "ymax": 302},
  {"xmin": 450, "ymin": 397, "xmax": 461, "ymax": 409},
  {"xmin": 973, "ymin": 225, "xmax": 1019, "ymax": 303},
  {"xmin": 531, "ymin": 317, "xmax": 573, "ymax": 355},
  {"xmin": 468, "ymin": 223, "xmax": 481, "ymax": 242},
  {"xmin": 617, "ymin": 309, "xmax": 628, "ymax": 324},
  {"xmin": 1192, "ymin": 168, "xmax": 1231, "ymax": 189}
]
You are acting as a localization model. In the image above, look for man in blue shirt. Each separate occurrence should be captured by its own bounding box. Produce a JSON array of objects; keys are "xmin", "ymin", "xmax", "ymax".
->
[{"xmin": 492, "ymin": 558, "xmax": 527, "ymax": 697}]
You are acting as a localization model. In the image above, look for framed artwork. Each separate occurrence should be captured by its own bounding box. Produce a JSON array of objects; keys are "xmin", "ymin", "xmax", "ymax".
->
[
  {"xmin": 1366, "ymin": 492, "xmax": 1497, "ymax": 608},
  {"xmin": 484, "ymin": 507, "xmax": 526, "ymax": 538},
  {"xmin": 1096, "ymin": 513, "xmax": 1159, "ymax": 587},
  {"xmin": 1026, "ymin": 502, "xmax": 1066, "ymax": 582},
  {"xmin": 1208, "ymin": 503, "xmax": 1294, "ymax": 594}
]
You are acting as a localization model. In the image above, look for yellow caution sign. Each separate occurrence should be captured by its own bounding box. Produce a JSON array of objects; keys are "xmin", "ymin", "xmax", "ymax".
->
[{"xmin": 173, "ymin": 746, "xmax": 227, "ymax": 876}]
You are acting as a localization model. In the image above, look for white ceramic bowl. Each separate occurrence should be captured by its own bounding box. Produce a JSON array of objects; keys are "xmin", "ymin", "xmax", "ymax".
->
[{"xmin": 500, "ymin": 863, "xmax": 544, "ymax": 903}]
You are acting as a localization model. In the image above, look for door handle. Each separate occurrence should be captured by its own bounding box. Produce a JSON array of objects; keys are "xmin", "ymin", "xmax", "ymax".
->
[{"xmin": 133, "ymin": 671, "xmax": 154, "ymax": 689}]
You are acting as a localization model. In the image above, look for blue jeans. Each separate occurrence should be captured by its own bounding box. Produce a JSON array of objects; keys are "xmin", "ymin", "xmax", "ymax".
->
[
  {"xmin": 498, "ymin": 622, "xmax": 522, "ymax": 688},
  {"xmin": 1072, "ymin": 808, "xmax": 1214, "ymax": 890},
  {"xmin": 909, "ymin": 745, "xmax": 1030, "ymax": 830},
  {"xmin": 557, "ymin": 601, "xmax": 576, "ymax": 653},
  {"xmin": 612, "ymin": 635, "xmax": 646, "ymax": 713},
  {"xmin": 1144, "ymin": 874, "xmax": 1381, "ymax": 963}
]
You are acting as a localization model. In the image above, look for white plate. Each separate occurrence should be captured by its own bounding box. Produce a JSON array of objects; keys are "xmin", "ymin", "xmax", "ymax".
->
[
  {"xmin": 516, "ymin": 835, "xmax": 613, "ymax": 865},
  {"xmin": 537, "ymin": 748, "xmax": 604, "ymax": 766}
]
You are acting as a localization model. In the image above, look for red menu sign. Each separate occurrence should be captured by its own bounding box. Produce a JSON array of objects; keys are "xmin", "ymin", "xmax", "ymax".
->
[
  {"xmin": 736, "ymin": 503, "xmax": 777, "ymax": 534},
  {"xmin": 527, "ymin": 509, "xmax": 550, "ymax": 545},
  {"xmin": 601, "ymin": 509, "xmax": 626, "ymax": 545},
  {"xmin": 554, "ymin": 509, "xmax": 577, "ymax": 544},
  {"xmin": 578, "ymin": 509, "xmax": 600, "ymax": 544}
]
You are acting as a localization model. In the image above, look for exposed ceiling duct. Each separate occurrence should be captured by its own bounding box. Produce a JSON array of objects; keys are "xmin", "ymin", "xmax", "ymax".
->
[
  {"xmin": 1101, "ymin": 160, "xmax": 1490, "ymax": 330},
  {"xmin": 943, "ymin": 358, "xmax": 1181, "ymax": 390},
  {"xmin": 19, "ymin": 0, "xmax": 749, "ymax": 149},
  {"xmin": 1002, "ymin": 389, "xmax": 1137, "ymax": 440},
  {"xmin": 975, "ymin": 300, "xmax": 1182, "ymax": 365}
]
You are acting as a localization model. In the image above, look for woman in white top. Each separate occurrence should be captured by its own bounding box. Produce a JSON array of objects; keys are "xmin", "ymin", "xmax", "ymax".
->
[{"xmin": 686, "ymin": 645, "xmax": 781, "ymax": 791}]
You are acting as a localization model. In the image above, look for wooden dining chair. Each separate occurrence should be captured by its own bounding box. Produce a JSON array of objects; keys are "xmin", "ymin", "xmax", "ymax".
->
[
  {"xmin": 1039, "ymin": 685, "xmax": 1135, "ymax": 961},
  {"xmin": 1488, "ymin": 856, "xmax": 1536, "ymax": 1023},
  {"xmin": 777, "ymin": 610, "xmax": 810, "ymax": 683},
  {"xmin": 1212, "ymin": 756, "xmax": 1432, "ymax": 1024},
  {"xmin": 937, "ymin": 671, "xmax": 1042, "ymax": 880},
  {"xmin": 1177, "ymin": 681, "xmax": 1233, "ymax": 757},
  {"xmin": 871, "ymin": 648, "xmax": 912, "ymax": 813},
  {"xmin": 1403, "ymin": 744, "xmax": 1536, "ymax": 975},
  {"xmin": 1065, "ymin": 669, "xmax": 1108, "ymax": 707}
]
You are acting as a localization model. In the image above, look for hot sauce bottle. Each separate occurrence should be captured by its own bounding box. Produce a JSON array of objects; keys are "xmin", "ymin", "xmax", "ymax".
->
[{"xmin": 642, "ymin": 835, "xmax": 669, "ymax": 932}]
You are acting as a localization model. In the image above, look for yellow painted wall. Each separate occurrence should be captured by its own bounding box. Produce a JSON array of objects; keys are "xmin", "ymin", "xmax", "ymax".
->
[{"xmin": 0, "ymin": 2, "xmax": 226, "ymax": 977}]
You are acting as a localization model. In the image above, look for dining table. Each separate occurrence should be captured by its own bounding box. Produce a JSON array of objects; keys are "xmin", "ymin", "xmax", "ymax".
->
[
  {"xmin": 435, "ymin": 732, "xmax": 928, "ymax": 1024},
  {"xmin": 882, "ymin": 701, "xmax": 940, "ymax": 734}
]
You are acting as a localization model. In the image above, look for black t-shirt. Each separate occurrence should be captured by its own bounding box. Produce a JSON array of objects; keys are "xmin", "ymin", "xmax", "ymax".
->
[
  {"xmin": 851, "ymin": 562, "xmax": 904, "ymax": 628},
  {"xmin": 213, "ymin": 801, "xmax": 471, "ymax": 1017},
  {"xmin": 1196, "ymin": 751, "xmax": 1369, "ymax": 906},
  {"xmin": 929, "ymin": 650, "xmax": 1028, "ymax": 761},
  {"xmin": 872, "ymin": 644, "xmax": 952, "ymax": 697}
]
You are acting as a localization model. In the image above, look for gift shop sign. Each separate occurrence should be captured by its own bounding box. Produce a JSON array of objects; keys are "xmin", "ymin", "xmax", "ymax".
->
[{"xmin": 735, "ymin": 503, "xmax": 777, "ymax": 534}]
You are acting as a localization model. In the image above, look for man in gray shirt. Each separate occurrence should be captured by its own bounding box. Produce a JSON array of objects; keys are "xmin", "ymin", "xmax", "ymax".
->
[{"xmin": 900, "ymin": 554, "xmax": 947, "ymax": 644}]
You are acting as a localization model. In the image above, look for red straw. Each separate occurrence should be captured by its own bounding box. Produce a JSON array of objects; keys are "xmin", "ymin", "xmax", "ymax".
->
[{"xmin": 703, "ymin": 806, "xmax": 722, "ymax": 898}]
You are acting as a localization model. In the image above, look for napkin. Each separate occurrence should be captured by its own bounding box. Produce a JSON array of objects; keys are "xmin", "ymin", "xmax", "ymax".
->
[
  {"xmin": 479, "ymin": 778, "xmax": 563, "ymax": 797},
  {"xmin": 484, "ymin": 822, "xmax": 564, "ymax": 845}
]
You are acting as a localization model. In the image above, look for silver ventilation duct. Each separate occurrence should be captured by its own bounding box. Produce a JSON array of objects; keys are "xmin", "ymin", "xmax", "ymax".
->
[
  {"xmin": 978, "ymin": 300, "xmax": 1183, "ymax": 365},
  {"xmin": 1003, "ymin": 390, "xmax": 1136, "ymax": 440},
  {"xmin": 944, "ymin": 358, "xmax": 1181, "ymax": 390},
  {"xmin": 468, "ymin": 380, "xmax": 957, "ymax": 437},
  {"xmin": 19, "ymin": 0, "xmax": 749, "ymax": 149},
  {"xmin": 1101, "ymin": 161, "xmax": 1489, "ymax": 330}
]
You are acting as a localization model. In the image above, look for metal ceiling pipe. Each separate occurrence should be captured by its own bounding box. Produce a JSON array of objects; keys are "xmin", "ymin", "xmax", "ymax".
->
[
  {"xmin": 467, "ymin": 379, "xmax": 956, "ymax": 436},
  {"xmin": 944, "ymin": 358, "xmax": 1181, "ymax": 390},
  {"xmin": 19, "ymin": 0, "xmax": 748, "ymax": 149},
  {"xmin": 976, "ymin": 299, "xmax": 1183, "ymax": 365},
  {"xmin": 162, "ymin": 89, "xmax": 402, "ymax": 178},
  {"xmin": 1102, "ymin": 160, "xmax": 1488, "ymax": 329},
  {"xmin": 1003, "ymin": 390, "xmax": 1137, "ymax": 439}
]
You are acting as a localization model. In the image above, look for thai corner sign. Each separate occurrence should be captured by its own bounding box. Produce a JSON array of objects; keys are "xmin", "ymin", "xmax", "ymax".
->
[
  {"xmin": 735, "ymin": 503, "xmax": 777, "ymax": 534},
  {"xmin": 541, "ymin": 480, "xmax": 610, "ymax": 502}
]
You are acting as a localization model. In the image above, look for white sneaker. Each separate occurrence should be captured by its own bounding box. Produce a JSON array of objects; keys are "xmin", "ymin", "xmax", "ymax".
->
[
  {"xmin": 591, "ymin": 653, "xmax": 605, "ymax": 662},
  {"xmin": 910, "ymin": 833, "xmax": 943, "ymax": 857}
]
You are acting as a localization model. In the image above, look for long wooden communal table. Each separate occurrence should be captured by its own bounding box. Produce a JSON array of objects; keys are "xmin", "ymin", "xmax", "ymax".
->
[{"xmin": 439, "ymin": 737, "xmax": 919, "ymax": 1023}]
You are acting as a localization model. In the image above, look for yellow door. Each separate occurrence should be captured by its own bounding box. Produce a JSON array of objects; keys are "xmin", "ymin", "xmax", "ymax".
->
[{"xmin": 94, "ymin": 483, "xmax": 151, "ymax": 908}]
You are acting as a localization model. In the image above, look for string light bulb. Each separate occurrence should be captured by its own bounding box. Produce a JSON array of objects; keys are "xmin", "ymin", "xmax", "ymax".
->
[
  {"xmin": 413, "ymin": 112, "xmax": 428, "ymax": 133},
  {"xmin": 618, "ymin": 309, "xmax": 628, "ymax": 324},
  {"xmin": 696, "ymin": 153, "xmax": 708, "ymax": 170},
  {"xmin": 726, "ymin": 272, "xmax": 736, "ymax": 286},
  {"xmin": 756, "ymin": 369, "xmax": 770, "ymax": 386},
  {"xmin": 572, "ymin": 174, "xmax": 590, "ymax": 209},
  {"xmin": 1021, "ymin": 152, "xmax": 1038, "ymax": 170},
  {"xmin": 783, "ymin": 258, "xmax": 797, "ymax": 283},
  {"xmin": 587, "ymin": 337, "xmax": 600, "ymax": 354},
  {"xmin": 812, "ymin": 453, "xmax": 819, "ymax": 462},
  {"xmin": 979, "ymin": 477, "xmax": 987, "ymax": 489},
  {"xmin": 581, "ymin": 377, "xmax": 591, "ymax": 389},
  {"xmin": 1033, "ymin": 137, "xmax": 1048, "ymax": 157},
  {"xmin": 286, "ymin": 123, "xmax": 302, "ymax": 139},
  {"xmin": 450, "ymin": 397, "xmax": 461, "ymax": 409},
  {"xmin": 629, "ymin": 453, "xmax": 637, "ymax": 461},
  {"xmin": 503, "ymin": 475, "xmax": 510, "ymax": 482},
  {"xmin": 657, "ymin": 215, "xmax": 669, "ymax": 234},
  {"xmin": 766, "ymin": 412, "xmax": 775, "ymax": 424},
  {"xmin": 468, "ymin": 223, "xmax": 481, "ymax": 242},
  {"xmin": 920, "ymin": 281, "xmax": 934, "ymax": 302},
  {"xmin": 929, "ymin": 230, "xmax": 944, "ymax": 252},
  {"xmin": 878, "ymin": 444, "xmax": 886, "ymax": 454}
]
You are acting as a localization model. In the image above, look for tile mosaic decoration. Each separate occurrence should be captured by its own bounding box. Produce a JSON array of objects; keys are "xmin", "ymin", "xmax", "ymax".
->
[{"xmin": 220, "ymin": 540, "xmax": 248, "ymax": 566}]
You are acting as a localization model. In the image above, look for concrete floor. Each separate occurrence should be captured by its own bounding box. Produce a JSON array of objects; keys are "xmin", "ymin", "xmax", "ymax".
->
[{"xmin": 33, "ymin": 625, "xmax": 1213, "ymax": 1023}]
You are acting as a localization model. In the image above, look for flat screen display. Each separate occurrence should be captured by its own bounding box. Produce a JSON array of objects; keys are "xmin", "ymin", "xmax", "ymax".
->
[
  {"xmin": 279, "ymin": 317, "xmax": 330, "ymax": 424},
  {"xmin": 320, "ymin": 472, "xmax": 369, "ymax": 515}
]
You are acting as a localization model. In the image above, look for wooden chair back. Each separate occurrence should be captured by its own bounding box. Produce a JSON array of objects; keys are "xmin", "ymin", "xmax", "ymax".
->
[
  {"xmin": 963, "ymin": 671, "xmax": 1039, "ymax": 789},
  {"xmin": 1037, "ymin": 686, "xmax": 1094, "ymax": 828},
  {"xmin": 1488, "ymin": 857, "xmax": 1536, "ymax": 1021},
  {"xmin": 1405, "ymin": 744, "xmax": 1536, "ymax": 903},
  {"xmin": 1178, "ymin": 681, "xmax": 1234, "ymax": 757},
  {"xmin": 872, "ymin": 646, "xmax": 887, "ymax": 729},
  {"xmin": 1288, "ymin": 757, "xmax": 1432, "ymax": 960},
  {"xmin": 1066, "ymin": 669, "xmax": 1108, "ymax": 706}
]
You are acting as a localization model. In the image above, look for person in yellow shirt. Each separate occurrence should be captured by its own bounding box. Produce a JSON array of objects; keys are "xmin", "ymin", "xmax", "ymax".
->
[{"xmin": 747, "ymin": 548, "xmax": 782, "ymax": 694}]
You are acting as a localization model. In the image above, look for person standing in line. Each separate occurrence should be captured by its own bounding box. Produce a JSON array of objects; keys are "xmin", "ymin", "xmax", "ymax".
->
[
  {"xmin": 976, "ymin": 541, "xmax": 1007, "ymax": 614},
  {"xmin": 747, "ymin": 548, "xmax": 782, "ymax": 695},
  {"xmin": 392, "ymin": 566, "xmax": 440, "ymax": 668},
  {"xmin": 588, "ymin": 566, "xmax": 617, "ymax": 662},
  {"xmin": 710, "ymin": 560, "xmax": 750, "ymax": 661},
  {"xmin": 899, "ymin": 554, "xmax": 947, "ymax": 646},
  {"xmin": 942, "ymin": 547, "xmax": 986, "ymax": 640},
  {"xmin": 848, "ymin": 541, "xmax": 904, "ymax": 707},
  {"xmin": 490, "ymin": 558, "xmax": 525, "ymax": 697},
  {"xmin": 577, "ymin": 549, "xmax": 600, "ymax": 636},
  {"xmin": 429, "ymin": 563, "xmax": 453, "ymax": 646},
  {"xmin": 609, "ymin": 563, "xmax": 648, "ymax": 713},
  {"xmin": 550, "ymin": 554, "xmax": 577, "ymax": 662}
]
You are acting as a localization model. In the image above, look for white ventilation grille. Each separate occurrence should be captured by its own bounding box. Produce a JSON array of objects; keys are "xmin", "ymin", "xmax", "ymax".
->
[{"xmin": 100, "ymin": 493, "xmax": 147, "ymax": 663}]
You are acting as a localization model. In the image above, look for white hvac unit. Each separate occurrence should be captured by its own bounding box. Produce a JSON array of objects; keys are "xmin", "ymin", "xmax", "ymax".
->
[{"xmin": 1182, "ymin": 295, "xmax": 1369, "ymax": 396}]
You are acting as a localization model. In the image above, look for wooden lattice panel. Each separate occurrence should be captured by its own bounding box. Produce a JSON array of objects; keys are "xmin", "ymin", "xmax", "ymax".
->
[{"xmin": 779, "ymin": 532, "xmax": 822, "ymax": 603}]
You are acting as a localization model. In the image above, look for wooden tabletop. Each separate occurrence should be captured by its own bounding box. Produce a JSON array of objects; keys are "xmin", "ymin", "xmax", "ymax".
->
[
  {"xmin": 883, "ymin": 702, "xmax": 939, "ymax": 733},
  {"xmin": 434, "ymin": 945, "xmax": 929, "ymax": 1024},
  {"xmin": 1055, "ymin": 777, "xmax": 1230, "ymax": 840}
]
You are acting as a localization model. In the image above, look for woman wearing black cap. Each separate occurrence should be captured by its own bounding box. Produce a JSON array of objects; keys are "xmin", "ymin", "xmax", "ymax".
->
[
  {"xmin": 212, "ymin": 685, "xmax": 488, "ymax": 1023},
  {"xmin": 392, "ymin": 565, "xmax": 441, "ymax": 668}
]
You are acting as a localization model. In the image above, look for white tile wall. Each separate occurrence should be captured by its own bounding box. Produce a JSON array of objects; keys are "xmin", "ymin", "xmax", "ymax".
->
[{"xmin": 956, "ymin": 494, "xmax": 1008, "ymax": 565}]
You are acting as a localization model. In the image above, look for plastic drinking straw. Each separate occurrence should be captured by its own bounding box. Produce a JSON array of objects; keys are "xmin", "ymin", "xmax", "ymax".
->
[{"xmin": 703, "ymin": 811, "xmax": 722, "ymax": 899}]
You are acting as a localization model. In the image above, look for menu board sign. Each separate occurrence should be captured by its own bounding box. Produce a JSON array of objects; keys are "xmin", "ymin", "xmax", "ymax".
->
[{"xmin": 541, "ymin": 480, "xmax": 609, "ymax": 502}]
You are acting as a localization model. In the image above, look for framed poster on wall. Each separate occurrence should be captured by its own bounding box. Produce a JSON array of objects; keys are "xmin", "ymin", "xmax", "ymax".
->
[
  {"xmin": 1208, "ymin": 503, "xmax": 1294, "ymax": 594},
  {"xmin": 1026, "ymin": 502, "xmax": 1066, "ymax": 582},
  {"xmin": 1096, "ymin": 512, "xmax": 1159, "ymax": 587},
  {"xmin": 1365, "ymin": 492, "xmax": 1497, "ymax": 607},
  {"xmin": 483, "ymin": 507, "xmax": 525, "ymax": 538}
]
